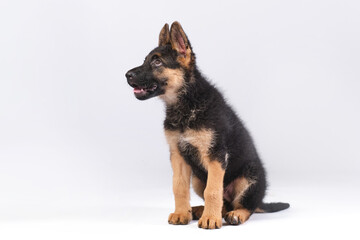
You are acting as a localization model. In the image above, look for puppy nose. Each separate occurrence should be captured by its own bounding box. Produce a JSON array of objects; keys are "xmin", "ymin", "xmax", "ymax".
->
[{"xmin": 125, "ymin": 71, "xmax": 136, "ymax": 80}]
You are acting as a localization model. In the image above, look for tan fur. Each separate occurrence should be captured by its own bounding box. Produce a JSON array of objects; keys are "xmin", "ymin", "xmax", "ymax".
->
[
  {"xmin": 198, "ymin": 161, "xmax": 225, "ymax": 229},
  {"xmin": 179, "ymin": 128, "xmax": 215, "ymax": 170},
  {"xmin": 192, "ymin": 205, "xmax": 228, "ymax": 220},
  {"xmin": 170, "ymin": 21, "xmax": 194, "ymax": 69},
  {"xmin": 225, "ymin": 208, "xmax": 252, "ymax": 224},
  {"xmin": 165, "ymin": 130, "xmax": 192, "ymax": 225},
  {"xmin": 255, "ymin": 207, "xmax": 265, "ymax": 213},
  {"xmin": 167, "ymin": 128, "xmax": 215, "ymax": 170},
  {"xmin": 157, "ymin": 68, "xmax": 184, "ymax": 105},
  {"xmin": 165, "ymin": 128, "xmax": 223, "ymax": 228},
  {"xmin": 232, "ymin": 177, "xmax": 256, "ymax": 209},
  {"xmin": 192, "ymin": 175, "xmax": 205, "ymax": 199},
  {"xmin": 177, "ymin": 47, "xmax": 193, "ymax": 68},
  {"xmin": 164, "ymin": 129, "xmax": 180, "ymax": 150}
]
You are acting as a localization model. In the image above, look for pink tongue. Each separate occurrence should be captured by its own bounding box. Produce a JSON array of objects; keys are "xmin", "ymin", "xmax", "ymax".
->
[{"xmin": 134, "ymin": 88, "xmax": 145, "ymax": 93}]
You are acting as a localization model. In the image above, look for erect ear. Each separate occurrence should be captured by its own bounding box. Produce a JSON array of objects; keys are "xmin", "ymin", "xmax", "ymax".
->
[
  {"xmin": 169, "ymin": 21, "xmax": 191, "ymax": 57},
  {"xmin": 159, "ymin": 23, "xmax": 170, "ymax": 46}
]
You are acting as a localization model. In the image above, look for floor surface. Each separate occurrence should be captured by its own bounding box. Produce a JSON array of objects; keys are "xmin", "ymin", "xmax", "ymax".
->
[{"xmin": 1, "ymin": 178, "xmax": 359, "ymax": 240}]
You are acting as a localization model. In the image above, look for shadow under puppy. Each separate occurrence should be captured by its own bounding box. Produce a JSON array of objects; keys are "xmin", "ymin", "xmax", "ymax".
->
[{"xmin": 126, "ymin": 21, "xmax": 289, "ymax": 229}]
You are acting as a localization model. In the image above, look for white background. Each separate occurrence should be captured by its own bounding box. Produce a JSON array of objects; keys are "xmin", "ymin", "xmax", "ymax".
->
[{"xmin": 1, "ymin": 0, "xmax": 359, "ymax": 239}]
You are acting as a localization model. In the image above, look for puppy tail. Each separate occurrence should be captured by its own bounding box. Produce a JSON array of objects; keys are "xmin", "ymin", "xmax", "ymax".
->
[{"xmin": 255, "ymin": 202, "xmax": 290, "ymax": 213}]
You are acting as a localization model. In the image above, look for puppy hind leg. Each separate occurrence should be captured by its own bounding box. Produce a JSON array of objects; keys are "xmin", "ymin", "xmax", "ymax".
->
[{"xmin": 224, "ymin": 176, "xmax": 261, "ymax": 225}]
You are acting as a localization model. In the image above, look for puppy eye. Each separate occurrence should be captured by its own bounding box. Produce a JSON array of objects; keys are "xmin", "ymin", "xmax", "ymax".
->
[{"xmin": 153, "ymin": 59, "xmax": 162, "ymax": 67}]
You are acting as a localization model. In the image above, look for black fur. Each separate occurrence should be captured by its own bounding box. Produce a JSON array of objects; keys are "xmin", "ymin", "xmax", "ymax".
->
[
  {"xmin": 126, "ymin": 22, "xmax": 289, "ymax": 225},
  {"xmin": 164, "ymin": 65, "xmax": 269, "ymax": 213},
  {"xmin": 258, "ymin": 202, "xmax": 291, "ymax": 213}
]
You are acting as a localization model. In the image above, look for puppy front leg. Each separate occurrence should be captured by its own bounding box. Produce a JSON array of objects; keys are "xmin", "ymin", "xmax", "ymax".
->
[
  {"xmin": 168, "ymin": 149, "xmax": 192, "ymax": 225},
  {"xmin": 198, "ymin": 160, "xmax": 225, "ymax": 229}
]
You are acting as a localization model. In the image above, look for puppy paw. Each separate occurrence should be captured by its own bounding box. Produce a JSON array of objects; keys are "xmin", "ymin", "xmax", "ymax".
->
[
  {"xmin": 224, "ymin": 209, "xmax": 251, "ymax": 225},
  {"xmin": 168, "ymin": 211, "xmax": 192, "ymax": 225},
  {"xmin": 198, "ymin": 214, "xmax": 222, "ymax": 229}
]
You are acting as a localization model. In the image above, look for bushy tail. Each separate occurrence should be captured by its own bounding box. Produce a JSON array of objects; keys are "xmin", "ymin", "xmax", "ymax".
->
[{"xmin": 255, "ymin": 202, "xmax": 290, "ymax": 213}]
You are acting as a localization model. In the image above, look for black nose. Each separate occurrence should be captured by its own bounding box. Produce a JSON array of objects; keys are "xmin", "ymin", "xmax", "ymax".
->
[{"xmin": 125, "ymin": 71, "xmax": 136, "ymax": 80}]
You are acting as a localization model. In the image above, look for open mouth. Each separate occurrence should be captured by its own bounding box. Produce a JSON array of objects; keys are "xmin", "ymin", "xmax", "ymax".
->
[{"xmin": 133, "ymin": 84, "xmax": 158, "ymax": 97}]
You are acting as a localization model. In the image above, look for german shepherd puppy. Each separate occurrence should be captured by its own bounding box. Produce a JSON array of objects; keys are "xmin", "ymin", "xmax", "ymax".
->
[{"xmin": 126, "ymin": 22, "xmax": 289, "ymax": 229}]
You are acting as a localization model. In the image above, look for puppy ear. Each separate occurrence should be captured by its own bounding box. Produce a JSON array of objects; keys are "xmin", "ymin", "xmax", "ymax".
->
[
  {"xmin": 170, "ymin": 21, "xmax": 191, "ymax": 57},
  {"xmin": 159, "ymin": 23, "xmax": 170, "ymax": 46}
]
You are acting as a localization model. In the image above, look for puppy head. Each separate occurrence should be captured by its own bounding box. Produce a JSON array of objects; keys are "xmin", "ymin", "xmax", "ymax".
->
[{"xmin": 126, "ymin": 22, "xmax": 195, "ymax": 103}]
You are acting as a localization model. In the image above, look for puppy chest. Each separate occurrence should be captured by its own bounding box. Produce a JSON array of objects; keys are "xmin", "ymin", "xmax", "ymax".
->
[{"xmin": 165, "ymin": 129, "xmax": 215, "ymax": 169}]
